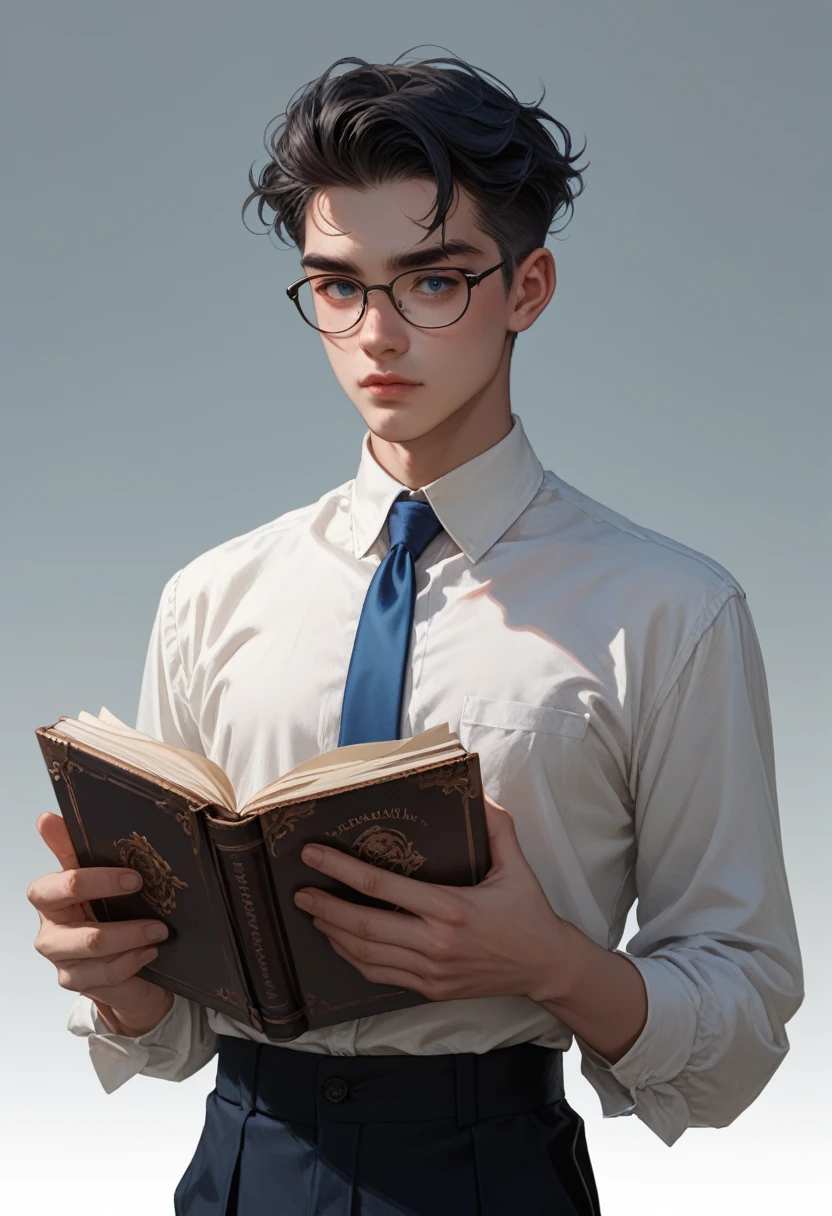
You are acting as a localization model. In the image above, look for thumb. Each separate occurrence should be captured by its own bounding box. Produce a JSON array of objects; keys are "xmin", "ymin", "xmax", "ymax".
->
[
  {"xmin": 482, "ymin": 792, "xmax": 524, "ymax": 870},
  {"xmin": 36, "ymin": 811, "xmax": 97, "ymax": 922},
  {"xmin": 37, "ymin": 811, "xmax": 80, "ymax": 871}
]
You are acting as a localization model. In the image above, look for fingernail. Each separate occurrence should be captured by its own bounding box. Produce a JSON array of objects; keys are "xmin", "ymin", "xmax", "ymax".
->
[
  {"xmin": 120, "ymin": 871, "xmax": 142, "ymax": 890},
  {"xmin": 294, "ymin": 892, "xmax": 314, "ymax": 911},
  {"xmin": 301, "ymin": 846, "xmax": 323, "ymax": 865},
  {"xmin": 145, "ymin": 923, "xmax": 168, "ymax": 942}
]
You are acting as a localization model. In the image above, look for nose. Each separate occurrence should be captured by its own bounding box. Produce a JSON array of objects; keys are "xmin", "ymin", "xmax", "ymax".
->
[{"xmin": 358, "ymin": 287, "xmax": 410, "ymax": 356}]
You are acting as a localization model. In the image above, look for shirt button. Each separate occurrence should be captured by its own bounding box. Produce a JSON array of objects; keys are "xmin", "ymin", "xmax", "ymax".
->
[{"xmin": 323, "ymin": 1076, "xmax": 349, "ymax": 1103}]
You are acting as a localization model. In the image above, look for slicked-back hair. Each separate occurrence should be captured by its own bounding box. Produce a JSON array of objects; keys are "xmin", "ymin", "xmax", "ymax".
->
[{"xmin": 242, "ymin": 51, "xmax": 588, "ymax": 349}]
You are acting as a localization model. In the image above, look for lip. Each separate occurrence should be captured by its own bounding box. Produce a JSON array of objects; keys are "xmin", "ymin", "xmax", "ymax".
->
[
  {"xmin": 359, "ymin": 374, "xmax": 422, "ymax": 387},
  {"xmin": 362, "ymin": 382, "xmax": 421, "ymax": 399}
]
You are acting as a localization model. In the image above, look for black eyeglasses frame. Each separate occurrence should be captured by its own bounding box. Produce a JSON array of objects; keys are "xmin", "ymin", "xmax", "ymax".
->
[{"xmin": 285, "ymin": 260, "xmax": 506, "ymax": 334}]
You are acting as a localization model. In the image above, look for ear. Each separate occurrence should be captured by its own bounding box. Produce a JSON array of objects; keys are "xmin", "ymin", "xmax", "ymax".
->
[{"xmin": 507, "ymin": 247, "xmax": 556, "ymax": 337}]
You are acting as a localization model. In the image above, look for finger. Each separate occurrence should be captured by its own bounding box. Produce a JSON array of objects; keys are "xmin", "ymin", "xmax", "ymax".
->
[
  {"xmin": 294, "ymin": 888, "xmax": 434, "ymax": 950},
  {"xmin": 300, "ymin": 844, "xmax": 454, "ymax": 918},
  {"xmin": 55, "ymin": 945, "xmax": 160, "ymax": 995},
  {"xmin": 27, "ymin": 865, "xmax": 143, "ymax": 922},
  {"xmin": 327, "ymin": 938, "xmax": 429, "ymax": 996},
  {"xmin": 315, "ymin": 917, "xmax": 438, "ymax": 979},
  {"xmin": 37, "ymin": 917, "xmax": 168, "ymax": 963}
]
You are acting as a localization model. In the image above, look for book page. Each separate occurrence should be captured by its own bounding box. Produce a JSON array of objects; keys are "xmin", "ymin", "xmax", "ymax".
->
[
  {"xmin": 239, "ymin": 731, "xmax": 466, "ymax": 815},
  {"xmin": 276, "ymin": 723, "xmax": 458, "ymax": 779},
  {"xmin": 50, "ymin": 710, "xmax": 238, "ymax": 810}
]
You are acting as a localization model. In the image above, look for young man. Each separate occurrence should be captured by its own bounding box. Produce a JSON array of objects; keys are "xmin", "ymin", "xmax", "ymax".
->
[{"xmin": 30, "ymin": 54, "xmax": 803, "ymax": 1215}]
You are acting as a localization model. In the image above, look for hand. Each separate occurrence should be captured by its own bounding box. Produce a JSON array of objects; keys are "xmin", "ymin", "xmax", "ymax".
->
[
  {"xmin": 28, "ymin": 812, "xmax": 174, "ymax": 1036},
  {"xmin": 293, "ymin": 793, "xmax": 573, "ymax": 1004}
]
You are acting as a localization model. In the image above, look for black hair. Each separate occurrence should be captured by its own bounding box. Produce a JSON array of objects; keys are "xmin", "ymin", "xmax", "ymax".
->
[{"xmin": 242, "ymin": 49, "xmax": 588, "ymax": 349}]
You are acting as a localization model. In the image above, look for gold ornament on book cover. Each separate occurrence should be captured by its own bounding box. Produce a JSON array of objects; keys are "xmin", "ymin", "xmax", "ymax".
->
[
  {"xmin": 112, "ymin": 831, "xmax": 190, "ymax": 915},
  {"xmin": 262, "ymin": 801, "xmax": 318, "ymax": 857},
  {"xmin": 350, "ymin": 825, "xmax": 426, "ymax": 876},
  {"xmin": 416, "ymin": 760, "xmax": 480, "ymax": 801}
]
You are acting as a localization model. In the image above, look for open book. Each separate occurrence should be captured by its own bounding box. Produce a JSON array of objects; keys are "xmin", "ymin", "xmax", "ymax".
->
[
  {"xmin": 36, "ymin": 711, "xmax": 489, "ymax": 1039},
  {"xmin": 48, "ymin": 708, "xmax": 471, "ymax": 818}
]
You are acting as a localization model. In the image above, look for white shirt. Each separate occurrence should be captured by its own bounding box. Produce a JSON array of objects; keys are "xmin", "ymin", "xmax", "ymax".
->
[{"xmin": 68, "ymin": 413, "xmax": 803, "ymax": 1147}]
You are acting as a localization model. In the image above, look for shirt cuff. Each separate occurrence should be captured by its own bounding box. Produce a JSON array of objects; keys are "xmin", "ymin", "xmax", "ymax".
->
[
  {"xmin": 67, "ymin": 991, "xmax": 192, "ymax": 1094},
  {"xmin": 576, "ymin": 953, "xmax": 699, "ymax": 1147}
]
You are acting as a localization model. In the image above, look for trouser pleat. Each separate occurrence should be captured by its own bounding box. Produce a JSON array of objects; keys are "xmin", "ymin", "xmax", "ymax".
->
[
  {"xmin": 309, "ymin": 1121, "xmax": 362, "ymax": 1216},
  {"xmin": 173, "ymin": 1090, "xmax": 253, "ymax": 1216}
]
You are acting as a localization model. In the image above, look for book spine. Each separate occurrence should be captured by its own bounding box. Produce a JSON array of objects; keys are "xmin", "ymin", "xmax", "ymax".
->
[{"xmin": 205, "ymin": 814, "xmax": 308, "ymax": 1041}]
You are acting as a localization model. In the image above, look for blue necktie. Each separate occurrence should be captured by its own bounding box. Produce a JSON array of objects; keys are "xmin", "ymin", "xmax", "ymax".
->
[{"xmin": 338, "ymin": 494, "xmax": 444, "ymax": 745}]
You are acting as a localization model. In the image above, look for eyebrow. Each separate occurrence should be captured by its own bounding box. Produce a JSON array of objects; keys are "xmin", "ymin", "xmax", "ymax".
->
[{"xmin": 299, "ymin": 238, "xmax": 485, "ymax": 277}]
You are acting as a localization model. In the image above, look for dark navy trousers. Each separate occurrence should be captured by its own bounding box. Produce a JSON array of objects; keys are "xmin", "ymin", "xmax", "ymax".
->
[{"xmin": 173, "ymin": 1034, "xmax": 602, "ymax": 1216}]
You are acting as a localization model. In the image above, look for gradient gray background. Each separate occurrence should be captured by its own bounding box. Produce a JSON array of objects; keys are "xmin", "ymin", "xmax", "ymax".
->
[{"xmin": 3, "ymin": 1, "xmax": 828, "ymax": 1211}]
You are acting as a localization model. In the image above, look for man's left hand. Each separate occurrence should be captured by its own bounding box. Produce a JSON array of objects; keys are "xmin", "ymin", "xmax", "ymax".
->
[{"xmin": 292, "ymin": 793, "xmax": 573, "ymax": 1004}]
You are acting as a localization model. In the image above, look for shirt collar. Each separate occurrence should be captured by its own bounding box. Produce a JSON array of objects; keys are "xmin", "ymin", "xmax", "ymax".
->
[{"xmin": 350, "ymin": 412, "xmax": 544, "ymax": 564}]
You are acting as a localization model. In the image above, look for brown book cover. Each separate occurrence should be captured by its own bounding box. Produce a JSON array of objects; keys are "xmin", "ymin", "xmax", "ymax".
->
[{"xmin": 35, "ymin": 725, "xmax": 490, "ymax": 1040}]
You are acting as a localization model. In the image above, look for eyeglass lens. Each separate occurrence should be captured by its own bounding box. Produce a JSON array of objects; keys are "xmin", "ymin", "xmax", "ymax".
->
[{"xmin": 296, "ymin": 270, "xmax": 470, "ymax": 333}]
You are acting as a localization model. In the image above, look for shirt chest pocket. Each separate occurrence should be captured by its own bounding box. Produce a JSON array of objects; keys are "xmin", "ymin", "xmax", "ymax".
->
[{"xmin": 458, "ymin": 695, "xmax": 589, "ymax": 806}]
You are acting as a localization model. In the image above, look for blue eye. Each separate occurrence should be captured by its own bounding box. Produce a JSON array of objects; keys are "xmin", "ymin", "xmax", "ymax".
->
[
  {"xmin": 319, "ymin": 279, "xmax": 359, "ymax": 301},
  {"xmin": 413, "ymin": 274, "xmax": 456, "ymax": 296}
]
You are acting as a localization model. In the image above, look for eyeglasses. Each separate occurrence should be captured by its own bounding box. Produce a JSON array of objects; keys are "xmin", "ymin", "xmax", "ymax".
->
[{"xmin": 286, "ymin": 261, "xmax": 506, "ymax": 334}]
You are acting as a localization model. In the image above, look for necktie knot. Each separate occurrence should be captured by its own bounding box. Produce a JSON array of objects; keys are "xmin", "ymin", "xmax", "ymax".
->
[{"xmin": 387, "ymin": 495, "xmax": 443, "ymax": 560}]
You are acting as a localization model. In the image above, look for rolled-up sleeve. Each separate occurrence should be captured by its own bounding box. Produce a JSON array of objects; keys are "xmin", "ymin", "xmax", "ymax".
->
[
  {"xmin": 578, "ymin": 590, "xmax": 804, "ymax": 1146},
  {"xmin": 68, "ymin": 990, "xmax": 218, "ymax": 1093},
  {"xmin": 67, "ymin": 570, "xmax": 219, "ymax": 1091}
]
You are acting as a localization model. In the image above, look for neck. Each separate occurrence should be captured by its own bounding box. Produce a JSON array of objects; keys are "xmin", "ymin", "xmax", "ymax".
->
[{"xmin": 367, "ymin": 349, "xmax": 514, "ymax": 489}]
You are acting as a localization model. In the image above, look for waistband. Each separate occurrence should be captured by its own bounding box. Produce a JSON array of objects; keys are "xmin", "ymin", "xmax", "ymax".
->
[{"xmin": 216, "ymin": 1035, "xmax": 565, "ymax": 1127}]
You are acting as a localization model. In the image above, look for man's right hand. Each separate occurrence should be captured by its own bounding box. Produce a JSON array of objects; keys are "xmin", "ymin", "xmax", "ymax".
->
[{"xmin": 28, "ymin": 811, "xmax": 175, "ymax": 1036}]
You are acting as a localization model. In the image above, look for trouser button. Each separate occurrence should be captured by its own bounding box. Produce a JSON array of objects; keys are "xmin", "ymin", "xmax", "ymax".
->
[{"xmin": 323, "ymin": 1076, "xmax": 349, "ymax": 1103}]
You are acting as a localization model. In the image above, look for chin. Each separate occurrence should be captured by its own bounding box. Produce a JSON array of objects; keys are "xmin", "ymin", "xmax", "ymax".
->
[{"xmin": 358, "ymin": 401, "xmax": 450, "ymax": 444}]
